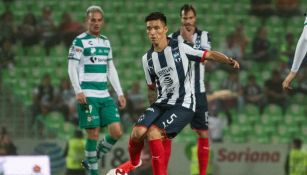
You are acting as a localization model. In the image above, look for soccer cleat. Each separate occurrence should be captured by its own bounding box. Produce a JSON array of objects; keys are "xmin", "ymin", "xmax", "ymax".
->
[
  {"xmin": 81, "ymin": 159, "xmax": 90, "ymax": 170},
  {"xmin": 106, "ymin": 160, "xmax": 142, "ymax": 175}
]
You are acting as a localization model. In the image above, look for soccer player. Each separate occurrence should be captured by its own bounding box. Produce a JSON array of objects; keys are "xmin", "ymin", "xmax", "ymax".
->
[
  {"xmin": 67, "ymin": 6, "xmax": 126, "ymax": 175},
  {"xmin": 107, "ymin": 12, "xmax": 239, "ymax": 175},
  {"xmin": 282, "ymin": 14, "xmax": 307, "ymax": 91},
  {"xmin": 169, "ymin": 4, "xmax": 212, "ymax": 175}
]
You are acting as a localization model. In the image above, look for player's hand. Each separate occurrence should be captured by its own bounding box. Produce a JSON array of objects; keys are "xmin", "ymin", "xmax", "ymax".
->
[
  {"xmin": 282, "ymin": 72, "xmax": 296, "ymax": 91},
  {"xmin": 76, "ymin": 92, "xmax": 87, "ymax": 104},
  {"xmin": 229, "ymin": 57, "xmax": 240, "ymax": 69},
  {"xmin": 180, "ymin": 26, "xmax": 193, "ymax": 43},
  {"xmin": 118, "ymin": 95, "xmax": 126, "ymax": 110}
]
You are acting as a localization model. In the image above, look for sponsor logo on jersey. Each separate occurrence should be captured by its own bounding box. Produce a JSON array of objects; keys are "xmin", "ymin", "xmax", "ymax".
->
[
  {"xmin": 157, "ymin": 67, "xmax": 173, "ymax": 77},
  {"xmin": 90, "ymin": 56, "xmax": 107, "ymax": 63},
  {"xmin": 163, "ymin": 74, "xmax": 173, "ymax": 87}
]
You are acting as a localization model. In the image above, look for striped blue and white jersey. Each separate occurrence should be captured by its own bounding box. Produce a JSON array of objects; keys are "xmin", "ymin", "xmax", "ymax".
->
[
  {"xmin": 169, "ymin": 28, "xmax": 211, "ymax": 93},
  {"xmin": 142, "ymin": 38, "xmax": 207, "ymax": 111}
]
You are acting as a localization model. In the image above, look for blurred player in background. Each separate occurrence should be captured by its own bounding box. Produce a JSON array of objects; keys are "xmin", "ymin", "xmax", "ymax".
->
[
  {"xmin": 107, "ymin": 11, "xmax": 239, "ymax": 175},
  {"xmin": 282, "ymin": 14, "xmax": 307, "ymax": 91},
  {"xmin": 67, "ymin": 5, "xmax": 126, "ymax": 175},
  {"xmin": 169, "ymin": 4, "xmax": 212, "ymax": 175}
]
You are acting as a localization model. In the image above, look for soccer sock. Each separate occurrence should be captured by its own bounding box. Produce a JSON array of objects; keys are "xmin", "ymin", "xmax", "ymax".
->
[
  {"xmin": 163, "ymin": 138, "xmax": 172, "ymax": 171},
  {"xmin": 149, "ymin": 139, "xmax": 166, "ymax": 175},
  {"xmin": 97, "ymin": 134, "xmax": 117, "ymax": 158},
  {"xmin": 198, "ymin": 137, "xmax": 209, "ymax": 175},
  {"xmin": 85, "ymin": 139, "xmax": 98, "ymax": 175},
  {"xmin": 128, "ymin": 138, "xmax": 144, "ymax": 166}
]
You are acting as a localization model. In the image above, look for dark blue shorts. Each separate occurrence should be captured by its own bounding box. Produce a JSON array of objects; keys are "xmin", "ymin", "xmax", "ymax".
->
[
  {"xmin": 135, "ymin": 103, "xmax": 194, "ymax": 139},
  {"xmin": 190, "ymin": 92, "xmax": 209, "ymax": 130}
]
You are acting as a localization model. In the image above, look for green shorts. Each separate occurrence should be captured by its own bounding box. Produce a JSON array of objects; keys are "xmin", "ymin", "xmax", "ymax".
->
[{"xmin": 77, "ymin": 97, "xmax": 120, "ymax": 129}]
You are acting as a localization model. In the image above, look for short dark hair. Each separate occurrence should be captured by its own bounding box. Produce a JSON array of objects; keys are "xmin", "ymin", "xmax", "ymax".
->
[
  {"xmin": 292, "ymin": 138, "xmax": 302, "ymax": 149},
  {"xmin": 145, "ymin": 12, "xmax": 167, "ymax": 25},
  {"xmin": 180, "ymin": 4, "xmax": 196, "ymax": 17}
]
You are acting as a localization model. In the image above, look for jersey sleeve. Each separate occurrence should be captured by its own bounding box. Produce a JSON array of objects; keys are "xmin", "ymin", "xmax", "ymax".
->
[
  {"xmin": 200, "ymin": 31, "xmax": 212, "ymax": 50},
  {"xmin": 180, "ymin": 42, "xmax": 208, "ymax": 62},
  {"xmin": 68, "ymin": 38, "xmax": 84, "ymax": 61},
  {"xmin": 142, "ymin": 55, "xmax": 156, "ymax": 89},
  {"xmin": 290, "ymin": 24, "xmax": 307, "ymax": 72}
]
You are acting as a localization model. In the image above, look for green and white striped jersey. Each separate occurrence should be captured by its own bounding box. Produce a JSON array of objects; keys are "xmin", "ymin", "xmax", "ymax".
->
[{"xmin": 68, "ymin": 32, "xmax": 113, "ymax": 98}]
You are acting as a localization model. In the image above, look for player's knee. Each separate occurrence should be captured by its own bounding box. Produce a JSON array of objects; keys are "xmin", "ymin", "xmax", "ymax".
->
[
  {"xmin": 147, "ymin": 126, "xmax": 164, "ymax": 140},
  {"xmin": 108, "ymin": 123, "xmax": 123, "ymax": 139},
  {"xmin": 86, "ymin": 129, "xmax": 100, "ymax": 140},
  {"xmin": 131, "ymin": 126, "xmax": 147, "ymax": 141},
  {"xmin": 109, "ymin": 129, "xmax": 122, "ymax": 140}
]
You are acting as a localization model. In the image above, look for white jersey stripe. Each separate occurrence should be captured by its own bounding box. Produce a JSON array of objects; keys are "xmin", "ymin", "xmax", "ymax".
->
[
  {"xmin": 83, "ymin": 73, "xmax": 107, "ymax": 82},
  {"xmin": 83, "ymin": 89, "xmax": 110, "ymax": 98}
]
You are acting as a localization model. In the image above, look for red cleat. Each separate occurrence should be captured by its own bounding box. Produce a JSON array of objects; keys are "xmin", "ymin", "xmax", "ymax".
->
[{"xmin": 106, "ymin": 160, "xmax": 142, "ymax": 175}]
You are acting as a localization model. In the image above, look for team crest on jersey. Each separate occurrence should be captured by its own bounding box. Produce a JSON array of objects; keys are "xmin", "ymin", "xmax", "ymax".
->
[{"xmin": 172, "ymin": 48, "xmax": 181, "ymax": 63}]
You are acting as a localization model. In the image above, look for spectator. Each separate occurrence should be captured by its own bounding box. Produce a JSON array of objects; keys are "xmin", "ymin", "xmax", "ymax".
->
[
  {"xmin": 264, "ymin": 69, "xmax": 288, "ymax": 113},
  {"xmin": 54, "ymin": 77, "xmax": 76, "ymax": 121},
  {"xmin": 243, "ymin": 74, "xmax": 264, "ymax": 114},
  {"xmin": 276, "ymin": 0, "xmax": 300, "ymax": 17},
  {"xmin": 232, "ymin": 21, "xmax": 249, "ymax": 56},
  {"xmin": 126, "ymin": 81, "xmax": 146, "ymax": 122},
  {"xmin": 0, "ymin": 127, "xmax": 17, "ymax": 155},
  {"xmin": 18, "ymin": 12, "xmax": 39, "ymax": 55},
  {"xmin": 208, "ymin": 113, "xmax": 226, "ymax": 143},
  {"xmin": 32, "ymin": 73, "xmax": 55, "ymax": 118},
  {"xmin": 0, "ymin": 10, "xmax": 16, "ymax": 45},
  {"xmin": 250, "ymin": 0, "xmax": 274, "ymax": 22},
  {"xmin": 37, "ymin": 6, "xmax": 59, "ymax": 56},
  {"xmin": 219, "ymin": 71, "xmax": 243, "ymax": 125},
  {"xmin": 0, "ymin": 38, "xmax": 15, "ymax": 69},
  {"xmin": 221, "ymin": 33, "xmax": 243, "ymax": 63},
  {"xmin": 58, "ymin": 12, "xmax": 84, "ymax": 48},
  {"xmin": 280, "ymin": 33, "xmax": 296, "ymax": 63},
  {"xmin": 251, "ymin": 26, "xmax": 272, "ymax": 63}
]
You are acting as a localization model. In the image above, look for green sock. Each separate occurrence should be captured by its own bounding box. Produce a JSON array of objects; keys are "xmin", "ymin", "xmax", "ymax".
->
[
  {"xmin": 85, "ymin": 139, "xmax": 98, "ymax": 175},
  {"xmin": 97, "ymin": 134, "xmax": 118, "ymax": 158}
]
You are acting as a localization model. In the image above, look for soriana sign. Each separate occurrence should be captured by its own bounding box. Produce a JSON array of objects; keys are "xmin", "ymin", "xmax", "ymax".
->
[{"xmin": 212, "ymin": 144, "xmax": 288, "ymax": 175}]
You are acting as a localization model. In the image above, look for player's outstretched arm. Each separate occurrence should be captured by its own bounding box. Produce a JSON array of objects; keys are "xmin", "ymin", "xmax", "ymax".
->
[
  {"xmin": 283, "ymin": 24, "xmax": 307, "ymax": 91},
  {"xmin": 205, "ymin": 51, "xmax": 240, "ymax": 69}
]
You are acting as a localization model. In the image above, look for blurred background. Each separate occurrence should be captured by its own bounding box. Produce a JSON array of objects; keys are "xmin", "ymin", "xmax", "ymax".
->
[{"xmin": 0, "ymin": 0, "xmax": 307, "ymax": 175}]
